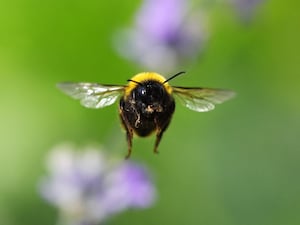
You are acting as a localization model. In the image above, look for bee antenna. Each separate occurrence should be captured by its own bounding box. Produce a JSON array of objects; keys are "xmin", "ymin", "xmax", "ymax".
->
[
  {"xmin": 163, "ymin": 71, "xmax": 186, "ymax": 83},
  {"xmin": 127, "ymin": 79, "xmax": 142, "ymax": 85}
]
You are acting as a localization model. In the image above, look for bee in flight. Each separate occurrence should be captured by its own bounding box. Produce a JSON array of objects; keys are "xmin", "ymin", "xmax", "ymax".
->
[{"xmin": 57, "ymin": 71, "xmax": 235, "ymax": 158}]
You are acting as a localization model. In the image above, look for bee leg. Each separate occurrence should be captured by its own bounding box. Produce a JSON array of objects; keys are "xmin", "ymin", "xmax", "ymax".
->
[
  {"xmin": 119, "ymin": 109, "xmax": 134, "ymax": 159},
  {"xmin": 153, "ymin": 129, "xmax": 164, "ymax": 154},
  {"xmin": 153, "ymin": 115, "xmax": 173, "ymax": 155},
  {"xmin": 125, "ymin": 129, "xmax": 133, "ymax": 159}
]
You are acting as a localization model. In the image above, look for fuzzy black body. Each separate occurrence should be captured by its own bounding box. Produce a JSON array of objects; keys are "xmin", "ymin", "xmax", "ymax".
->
[{"xmin": 119, "ymin": 80, "xmax": 175, "ymax": 158}]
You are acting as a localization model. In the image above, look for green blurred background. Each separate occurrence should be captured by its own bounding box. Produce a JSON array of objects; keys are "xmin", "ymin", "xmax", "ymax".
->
[{"xmin": 1, "ymin": 0, "xmax": 300, "ymax": 225}]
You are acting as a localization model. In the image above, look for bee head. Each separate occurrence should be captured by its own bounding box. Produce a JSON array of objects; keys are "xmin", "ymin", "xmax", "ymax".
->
[{"xmin": 133, "ymin": 81, "xmax": 166, "ymax": 105}]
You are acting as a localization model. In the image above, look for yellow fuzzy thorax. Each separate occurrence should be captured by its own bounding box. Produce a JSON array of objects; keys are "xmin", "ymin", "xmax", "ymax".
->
[{"xmin": 124, "ymin": 72, "xmax": 173, "ymax": 98}]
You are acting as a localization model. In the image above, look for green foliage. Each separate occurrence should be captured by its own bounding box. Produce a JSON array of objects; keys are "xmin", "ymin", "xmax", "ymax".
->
[{"xmin": 0, "ymin": 0, "xmax": 300, "ymax": 225}]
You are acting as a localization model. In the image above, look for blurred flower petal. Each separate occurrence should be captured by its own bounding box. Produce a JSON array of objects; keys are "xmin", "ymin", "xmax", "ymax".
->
[
  {"xmin": 230, "ymin": 0, "xmax": 264, "ymax": 21},
  {"xmin": 38, "ymin": 143, "xmax": 156, "ymax": 225},
  {"xmin": 114, "ymin": 0, "xmax": 208, "ymax": 72}
]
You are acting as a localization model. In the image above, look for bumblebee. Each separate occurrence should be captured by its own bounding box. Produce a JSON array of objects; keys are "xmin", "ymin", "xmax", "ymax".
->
[{"xmin": 57, "ymin": 72, "xmax": 235, "ymax": 158}]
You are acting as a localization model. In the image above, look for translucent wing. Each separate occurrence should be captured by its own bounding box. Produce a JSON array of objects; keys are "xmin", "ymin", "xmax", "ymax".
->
[
  {"xmin": 57, "ymin": 82, "xmax": 125, "ymax": 109},
  {"xmin": 173, "ymin": 86, "xmax": 236, "ymax": 112}
]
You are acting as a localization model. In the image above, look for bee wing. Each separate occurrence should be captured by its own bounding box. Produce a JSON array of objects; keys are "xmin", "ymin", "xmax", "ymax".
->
[
  {"xmin": 57, "ymin": 82, "xmax": 125, "ymax": 109},
  {"xmin": 172, "ymin": 86, "xmax": 236, "ymax": 112}
]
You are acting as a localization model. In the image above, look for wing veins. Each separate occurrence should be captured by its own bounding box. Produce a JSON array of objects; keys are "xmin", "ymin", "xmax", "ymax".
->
[
  {"xmin": 57, "ymin": 82, "xmax": 125, "ymax": 109},
  {"xmin": 172, "ymin": 86, "xmax": 235, "ymax": 112}
]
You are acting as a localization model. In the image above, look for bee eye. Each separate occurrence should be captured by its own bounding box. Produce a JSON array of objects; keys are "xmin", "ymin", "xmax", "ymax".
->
[{"xmin": 140, "ymin": 87, "xmax": 146, "ymax": 96}]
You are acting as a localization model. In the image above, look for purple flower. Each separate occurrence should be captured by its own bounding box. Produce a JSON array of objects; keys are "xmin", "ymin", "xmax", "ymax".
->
[
  {"xmin": 230, "ymin": 0, "xmax": 264, "ymax": 21},
  {"xmin": 38, "ymin": 143, "xmax": 156, "ymax": 225},
  {"xmin": 114, "ymin": 0, "xmax": 207, "ymax": 73}
]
